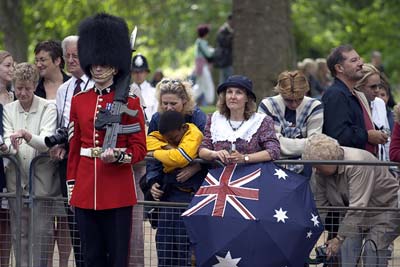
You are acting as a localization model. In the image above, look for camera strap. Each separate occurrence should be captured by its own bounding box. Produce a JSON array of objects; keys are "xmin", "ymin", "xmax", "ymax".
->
[
  {"xmin": 34, "ymin": 101, "xmax": 52, "ymax": 156},
  {"xmin": 59, "ymin": 81, "xmax": 71, "ymax": 128},
  {"xmin": 59, "ymin": 78, "xmax": 90, "ymax": 128}
]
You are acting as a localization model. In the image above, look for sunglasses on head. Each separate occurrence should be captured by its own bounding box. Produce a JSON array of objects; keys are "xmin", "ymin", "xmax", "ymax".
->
[{"xmin": 161, "ymin": 79, "xmax": 182, "ymax": 85}]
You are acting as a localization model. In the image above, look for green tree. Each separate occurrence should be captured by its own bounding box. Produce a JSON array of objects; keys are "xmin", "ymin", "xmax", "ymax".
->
[
  {"xmin": 292, "ymin": 0, "xmax": 400, "ymax": 83},
  {"xmin": 1, "ymin": 0, "xmax": 231, "ymax": 76},
  {"xmin": 4, "ymin": 0, "xmax": 399, "ymax": 92},
  {"xmin": 233, "ymin": 0, "xmax": 295, "ymax": 99},
  {"xmin": 0, "ymin": 0, "xmax": 27, "ymax": 61}
]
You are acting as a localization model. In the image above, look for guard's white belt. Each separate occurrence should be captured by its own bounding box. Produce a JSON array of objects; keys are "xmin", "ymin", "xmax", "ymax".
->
[{"xmin": 80, "ymin": 147, "xmax": 126, "ymax": 158}]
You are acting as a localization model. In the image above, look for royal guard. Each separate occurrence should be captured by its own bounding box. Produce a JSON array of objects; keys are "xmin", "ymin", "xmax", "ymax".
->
[{"xmin": 66, "ymin": 13, "xmax": 146, "ymax": 267}]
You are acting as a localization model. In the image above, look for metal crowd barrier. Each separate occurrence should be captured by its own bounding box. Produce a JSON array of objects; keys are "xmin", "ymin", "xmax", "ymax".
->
[
  {"xmin": 136, "ymin": 205, "xmax": 400, "ymax": 266},
  {"xmin": 1, "ymin": 155, "xmax": 400, "ymax": 266},
  {"xmin": 0, "ymin": 155, "xmax": 22, "ymax": 267},
  {"xmin": 29, "ymin": 154, "xmax": 72, "ymax": 267},
  {"xmin": 307, "ymin": 207, "xmax": 400, "ymax": 266}
]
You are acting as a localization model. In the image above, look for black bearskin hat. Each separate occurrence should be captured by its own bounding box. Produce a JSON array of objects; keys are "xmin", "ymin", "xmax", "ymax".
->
[{"xmin": 78, "ymin": 13, "xmax": 131, "ymax": 83}]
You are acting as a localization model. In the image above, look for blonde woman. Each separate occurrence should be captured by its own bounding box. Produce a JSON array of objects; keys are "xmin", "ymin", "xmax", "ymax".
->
[
  {"xmin": 146, "ymin": 79, "xmax": 207, "ymax": 266},
  {"xmin": 149, "ymin": 78, "xmax": 206, "ymax": 134},
  {"xmin": 0, "ymin": 51, "xmax": 15, "ymax": 105},
  {"xmin": 147, "ymin": 78, "xmax": 206, "ymax": 194},
  {"xmin": 355, "ymin": 63, "xmax": 390, "ymax": 161},
  {"xmin": 0, "ymin": 50, "xmax": 14, "ymax": 267}
]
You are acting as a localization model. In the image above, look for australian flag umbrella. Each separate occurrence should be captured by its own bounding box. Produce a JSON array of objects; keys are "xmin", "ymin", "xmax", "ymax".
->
[{"xmin": 182, "ymin": 162, "xmax": 323, "ymax": 267}]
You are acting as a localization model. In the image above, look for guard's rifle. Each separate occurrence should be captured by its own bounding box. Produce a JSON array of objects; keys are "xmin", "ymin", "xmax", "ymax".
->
[{"xmin": 94, "ymin": 26, "xmax": 141, "ymax": 150}]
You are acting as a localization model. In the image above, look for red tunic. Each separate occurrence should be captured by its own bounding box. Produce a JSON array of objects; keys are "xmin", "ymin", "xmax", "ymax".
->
[{"xmin": 67, "ymin": 88, "xmax": 146, "ymax": 210}]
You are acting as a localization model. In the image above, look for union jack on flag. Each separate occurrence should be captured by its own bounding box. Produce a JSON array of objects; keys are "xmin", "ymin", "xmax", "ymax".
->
[{"xmin": 182, "ymin": 164, "xmax": 261, "ymax": 220}]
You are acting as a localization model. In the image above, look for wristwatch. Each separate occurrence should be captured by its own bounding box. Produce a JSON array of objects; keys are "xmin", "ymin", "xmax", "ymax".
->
[
  {"xmin": 335, "ymin": 235, "xmax": 345, "ymax": 243},
  {"xmin": 244, "ymin": 154, "xmax": 249, "ymax": 163}
]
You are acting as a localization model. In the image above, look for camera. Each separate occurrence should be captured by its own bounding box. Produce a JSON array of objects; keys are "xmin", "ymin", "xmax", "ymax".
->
[
  {"xmin": 315, "ymin": 245, "xmax": 328, "ymax": 259},
  {"xmin": 381, "ymin": 128, "xmax": 391, "ymax": 136},
  {"xmin": 45, "ymin": 127, "xmax": 69, "ymax": 148},
  {"xmin": 308, "ymin": 245, "xmax": 334, "ymax": 265}
]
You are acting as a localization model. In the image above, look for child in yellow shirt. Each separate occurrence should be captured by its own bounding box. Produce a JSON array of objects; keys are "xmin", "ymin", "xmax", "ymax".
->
[
  {"xmin": 146, "ymin": 110, "xmax": 205, "ymax": 200},
  {"xmin": 146, "ymin": 111, "xmax": 203, "ymax": 174},
  {"xmin": 145, "ymin": 110, "xmax": 207, "ymax": 266}
]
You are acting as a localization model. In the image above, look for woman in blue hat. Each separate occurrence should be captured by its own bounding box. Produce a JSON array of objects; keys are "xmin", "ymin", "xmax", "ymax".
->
[{"xmin": 199, "ymin": 75, "xmax": 280, "ymax": 164}]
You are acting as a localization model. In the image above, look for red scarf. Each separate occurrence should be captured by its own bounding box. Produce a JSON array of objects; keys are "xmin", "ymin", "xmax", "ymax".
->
[{"xmin": 355, "ymin": 93, "xmax": 377, "ymax": 155}]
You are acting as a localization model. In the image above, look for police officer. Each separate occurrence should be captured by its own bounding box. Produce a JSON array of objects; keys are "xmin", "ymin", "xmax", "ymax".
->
[
  {"xmin": 66, "ymin": 13, "xmax": 146, "ymax": 267},
  {"xmin": 130, "ymin": 54, "xmax": 158, "ymax": 123}
]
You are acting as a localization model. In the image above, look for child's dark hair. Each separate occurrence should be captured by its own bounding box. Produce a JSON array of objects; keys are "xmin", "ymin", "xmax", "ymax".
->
[{"xmin": 159, "ymin": 110, "xmax": 185, "ymax": 135}]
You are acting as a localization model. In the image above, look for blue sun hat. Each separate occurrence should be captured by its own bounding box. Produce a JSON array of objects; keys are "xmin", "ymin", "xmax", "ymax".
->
[{"xmin": 217, "ymin": 75, "xmax": 256, "ymax": 101}]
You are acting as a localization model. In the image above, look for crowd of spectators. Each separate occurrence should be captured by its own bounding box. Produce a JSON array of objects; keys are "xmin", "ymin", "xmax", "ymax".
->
[{"xmin": 0, "ymin": 12, "xmax": 400, "ymax": 267}]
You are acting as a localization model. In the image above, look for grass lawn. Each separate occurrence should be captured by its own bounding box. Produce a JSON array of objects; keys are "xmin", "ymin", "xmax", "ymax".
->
[{"xmin": 200, "ymin": 105, "xmax": 216, "ymax": 115}]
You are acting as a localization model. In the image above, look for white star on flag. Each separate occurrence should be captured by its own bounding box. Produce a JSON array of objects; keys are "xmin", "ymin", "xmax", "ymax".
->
[
  {"xmin": 213, "ymin": 251, "xmax": 241, "ymax": 267},
  {"xmin": 306, "ymin": 230, "xmax": 312, "ymax": 238},
  {"xmin": 311, "ymin": 213, "xmax": 320, "ymax": 227},
  {"xmin": 273, "ymin": 169, "xmax": 288, "ymax": 180},
  {"xmin": 273, "ymin": 208, "xmax": 289, "ymax": 223}
]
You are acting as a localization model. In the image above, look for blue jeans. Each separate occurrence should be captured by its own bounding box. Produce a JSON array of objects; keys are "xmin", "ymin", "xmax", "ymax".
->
[{"xmin": 340, "ymin": 235, "xmax": 390, "ymax": 266}]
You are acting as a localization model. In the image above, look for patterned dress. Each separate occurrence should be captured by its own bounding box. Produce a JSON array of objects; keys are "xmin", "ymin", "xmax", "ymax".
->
[{"xmin": 200, "ymin": 111, "xmax": 280, "ymax": 160}]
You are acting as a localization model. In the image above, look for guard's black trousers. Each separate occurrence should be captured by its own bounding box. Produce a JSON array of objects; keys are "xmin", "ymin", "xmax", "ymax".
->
[
  {"xmin": 75, "ymin": 206, "xmax": 132, "ymax": 267},
  {"xmin": 59, "ymin": 159, "xmax": 85, "ymax": 267}
]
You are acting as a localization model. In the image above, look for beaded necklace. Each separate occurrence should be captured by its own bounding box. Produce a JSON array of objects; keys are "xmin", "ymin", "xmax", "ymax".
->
[{"xmin": 228, "ymin": 119, "xmax": 245, "ymax": 131}]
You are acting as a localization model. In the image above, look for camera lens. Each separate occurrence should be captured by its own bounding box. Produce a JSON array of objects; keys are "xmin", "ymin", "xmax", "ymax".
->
[{"xmin": 44, "ymin": 127, "xmax": 69, "ymax": 148}]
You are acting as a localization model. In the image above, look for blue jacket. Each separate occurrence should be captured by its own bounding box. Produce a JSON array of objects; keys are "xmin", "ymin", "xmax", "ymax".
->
[
  {"xmin": 148, "ymin": 106, "xmax": 207, "ymax": 134},
  {"xmin": 322, "ymin": 78, "xmax": 368, "ymax": 149}
]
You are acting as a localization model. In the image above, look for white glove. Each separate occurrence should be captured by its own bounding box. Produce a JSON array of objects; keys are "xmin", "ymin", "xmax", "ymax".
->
[{"xmin": 66, "ymin": 180, "xmax": 75, "ymax": 205}]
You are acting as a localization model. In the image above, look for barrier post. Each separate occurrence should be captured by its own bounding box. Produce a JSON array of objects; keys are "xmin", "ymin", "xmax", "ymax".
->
[{"xmin": 0, "ymin": 155, "xmax": 23, "ymax": 267}]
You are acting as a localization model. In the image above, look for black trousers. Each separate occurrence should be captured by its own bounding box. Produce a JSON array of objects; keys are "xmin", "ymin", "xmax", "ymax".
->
[
  {"xmin": 75, "ymin": 206, "xmax": 132, "ymax": 267},
  {"xmin": 59, "ymin": 159, "xmax": 85, "ymax": 267}
]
